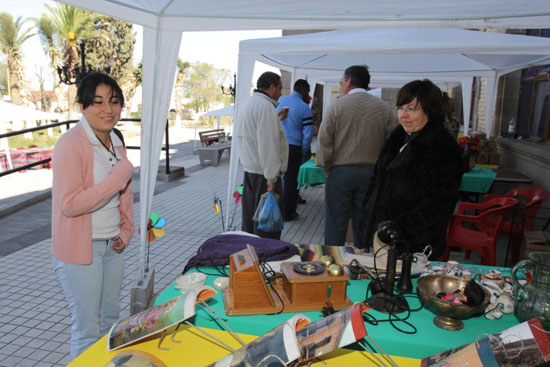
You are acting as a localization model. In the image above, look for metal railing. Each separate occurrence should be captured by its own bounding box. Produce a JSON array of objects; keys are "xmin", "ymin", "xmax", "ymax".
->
[{"xmin": 0, "ymin": 118, "xmax": 172, "ymax": 178}]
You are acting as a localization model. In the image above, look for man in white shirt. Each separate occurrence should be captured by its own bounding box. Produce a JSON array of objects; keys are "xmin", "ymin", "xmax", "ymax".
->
[{"xmin": 236, "ymin": 72, "xmax": 289, "ymax": 239}]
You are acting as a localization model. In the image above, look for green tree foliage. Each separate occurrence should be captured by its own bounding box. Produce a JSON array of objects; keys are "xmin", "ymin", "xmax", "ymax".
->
[
  {"xmin": 35, "ymin": 15, "xmax": 62, "ymax": 111},
  {"xmin": 35, "ymin": 15, "xmax": 60, "ymax": 76},
  {"xmin": 0, "ymin": 59, "xmax": 6, "ymax": 95},
  {"xmin": 44, "ymin": 3, "xmax": 90, "ymax": 72},
  {"xmin": 123, "ymin": 61, "xmax": 142, "ymax": 117},
  {"xmin": 84, "ymin": 14, "xmax": 135, "ymax": 85},
  {"xmin": 182, "ymin": 62, "xmax": 231, "ymax": 113},
  {"xmin": 0, "ymin": 12, "xmax": 35, "ymax": 104},
  {"xmin": 174, "ymin": 58, "xmax": 190, "ymax": 114},
  {"xmin": 44, "ymin": 3, "xmax": 90, "ymax": 115},
  {"xmin": 42, "ymin": 4, "xmax": 135, "ymax": 116}
]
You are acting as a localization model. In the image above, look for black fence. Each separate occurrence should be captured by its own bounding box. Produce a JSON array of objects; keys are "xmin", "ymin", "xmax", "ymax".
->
[{"xmin": 0, "ymin": 118, "xmax": 172, "ymax": 178}]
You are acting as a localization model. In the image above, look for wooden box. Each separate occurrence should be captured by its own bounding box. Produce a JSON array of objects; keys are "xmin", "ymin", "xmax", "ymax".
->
[{"xmin": 280, "ymin": 262, "xmax": 351, "ymax": 309}]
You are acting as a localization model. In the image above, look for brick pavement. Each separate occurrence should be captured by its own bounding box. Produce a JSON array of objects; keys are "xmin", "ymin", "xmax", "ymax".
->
[{"xmin": 0, "ymin": 152, "xmax": 326, "ymax": 366}]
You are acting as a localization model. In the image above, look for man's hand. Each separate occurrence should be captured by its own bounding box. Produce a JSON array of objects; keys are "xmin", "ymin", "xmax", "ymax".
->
[
  {"xmin": 267, "ymin": 181, "xmax": 276, "ymax": 192},
  {"xmin": 111, "ymin": 237, "xmax": 125, "ymax": 253},
  {"xmin": 278, "ymin": 107, "xmax": 289, "ymax": 121}
]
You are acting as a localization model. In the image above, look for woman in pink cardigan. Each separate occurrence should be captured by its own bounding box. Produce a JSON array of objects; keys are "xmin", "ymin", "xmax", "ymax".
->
[{"xmin": 51, "ymin": 72, "xmax": 134, "ymax": 359}]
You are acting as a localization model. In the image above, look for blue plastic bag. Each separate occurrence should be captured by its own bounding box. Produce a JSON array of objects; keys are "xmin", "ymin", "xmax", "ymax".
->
[{"xmin": 256, "ymin": 192, "xmax": 284, "ymax": 233}]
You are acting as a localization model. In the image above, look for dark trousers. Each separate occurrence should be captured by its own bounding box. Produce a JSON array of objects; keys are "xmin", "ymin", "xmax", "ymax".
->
[
  {"xmin": 241, "ymin": 172, "xmax": 283, "ymax": 240},
  {"xmin": 283, "ymin": 144, "xmax": 302, "ymax": 217},
  {"xmin": 324, "ymin": 164, "xmax": 374, "ymax": 247}
]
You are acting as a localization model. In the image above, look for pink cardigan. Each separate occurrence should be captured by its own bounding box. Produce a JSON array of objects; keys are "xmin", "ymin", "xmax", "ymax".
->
[{"xmin": 51, "ymin": 122, "xmax": 134, "ymax": 264}]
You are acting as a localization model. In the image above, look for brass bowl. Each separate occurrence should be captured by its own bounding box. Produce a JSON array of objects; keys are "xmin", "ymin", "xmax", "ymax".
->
[
  {"xmin": 320, "ymin": 255, "xmax": 335, "ymax": 267},
  {"xmin": 417, "ymin": 274, "xmax": 490, "ymax": 331},
  {"xmin": 328, "ymin": 264, "xmax": 344, "ymax": 276}
]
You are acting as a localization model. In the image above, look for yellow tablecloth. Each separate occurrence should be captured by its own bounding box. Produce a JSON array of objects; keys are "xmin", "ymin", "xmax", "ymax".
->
[{"xmin": 69, "ymin": 324, "xmax": 421, "ymax": 366}]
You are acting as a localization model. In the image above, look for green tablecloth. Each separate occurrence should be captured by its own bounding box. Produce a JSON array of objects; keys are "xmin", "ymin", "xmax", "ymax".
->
[
  {"xmin": 459, "ymin": 167, "xmax": 497, "ymax": 194},
  {"xmin": 155, "ymin": 265, "xmax": 518, "ymax": 360},
  {"xmin": 297, "ymin": 159, "xmax": 326, "ymax": 189}
]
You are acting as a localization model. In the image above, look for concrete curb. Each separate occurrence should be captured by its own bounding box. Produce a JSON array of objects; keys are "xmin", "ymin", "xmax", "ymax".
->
[{"xmin": 0, "ymin": 188, "xmax": 52, "ymax": 219}]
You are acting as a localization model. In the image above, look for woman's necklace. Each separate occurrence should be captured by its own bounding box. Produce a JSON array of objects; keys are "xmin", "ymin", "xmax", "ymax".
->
[{"xmin": 95, "ymin": 132, "xmax": 119, "ymax": 162}]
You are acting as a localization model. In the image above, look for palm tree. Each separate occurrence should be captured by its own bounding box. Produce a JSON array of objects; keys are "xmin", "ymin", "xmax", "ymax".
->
[
  {"xmin": 123, "ymin": 61, "xmax": 142, "ymax": 118},
  {"xmin": 174, "ymin": 58, "xmax": 190, "ymax": 116},
  {"xmin": 44, "ymin": 3, "xmax": 90, "ymax": 117},
  {"xmin": 35, "ymin": 15, "xmax": 63, "ymax": 112},
  {"xmin": 0, "ymin": 12, "xmax": 34, "ymax": 105}
]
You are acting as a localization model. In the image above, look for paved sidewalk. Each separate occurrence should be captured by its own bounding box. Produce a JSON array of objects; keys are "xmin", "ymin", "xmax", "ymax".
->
[
  {"xmin": 0, "ymin": 143, "xmax": 326, "ymax": 366},
  {"xmin": 0, "ymin": 126, "xmax": 494, "ymax": 366}
]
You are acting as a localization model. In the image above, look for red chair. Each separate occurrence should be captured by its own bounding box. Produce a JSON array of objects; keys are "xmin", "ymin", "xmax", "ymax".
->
[
  {"xmin": 481, "ymin": 188, "xmax": 549, "ymax": 263},
  {"xmin": 441, "ymin": 197, "xmax": 519, "ymax": 266}
]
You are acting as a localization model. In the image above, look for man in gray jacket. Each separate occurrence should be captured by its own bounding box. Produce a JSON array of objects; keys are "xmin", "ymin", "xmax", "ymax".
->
[
  {"xmin": 236, "ymin": 72, "xmax": 289, "ymax": 239},
  {"xmin": 317, "ymin": 65, "xmax": 397, "ymax": 247}
]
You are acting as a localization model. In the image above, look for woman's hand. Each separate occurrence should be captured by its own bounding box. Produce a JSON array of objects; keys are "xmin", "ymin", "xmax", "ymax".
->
[
  {"xmin": 111, "ymin": 237, "xmax": 125, "ymax": 253},
  {"xmin": 111, "ymin": 159, "xmax": 134, "ymax": 190}
]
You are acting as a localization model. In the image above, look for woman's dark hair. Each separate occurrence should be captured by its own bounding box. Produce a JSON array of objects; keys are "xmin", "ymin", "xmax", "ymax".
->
[
  {"xmin": 76, "ymin": 72, "xmax": 124, "ymax": 110},
  {"xmin": 396, "ymin": 79, "xmax": 444, "ymax": 122}
]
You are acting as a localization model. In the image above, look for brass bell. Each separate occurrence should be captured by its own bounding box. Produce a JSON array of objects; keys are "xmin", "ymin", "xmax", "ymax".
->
[
  {"xmin": 328, "ymin": 264, "xmax": 344, "ymax": 276},
  {"xmin": 320, "ymin": 255, "xmax": 335, "ymax": 267}
]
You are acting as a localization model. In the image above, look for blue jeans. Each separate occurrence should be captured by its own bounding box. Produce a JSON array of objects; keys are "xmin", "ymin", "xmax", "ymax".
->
[
  {"xmin": 52, "ymin": 239, "xmax": 124, "ymax": 359},
  {"xmin": 324, "ymin": 165, "xmax": 374, "ymax": 247}
]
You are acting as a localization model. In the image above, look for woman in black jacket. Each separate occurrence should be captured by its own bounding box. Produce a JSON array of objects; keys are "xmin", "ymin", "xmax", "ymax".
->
[{"xmin": 360, "ymin": 79, "xmax": 463, "ymax": 258}]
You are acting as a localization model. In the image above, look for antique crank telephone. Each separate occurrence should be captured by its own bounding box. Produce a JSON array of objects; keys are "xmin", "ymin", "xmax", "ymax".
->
[{"xmin": 366, "ymin": 221, "xmax": 413, "ymax": 314}]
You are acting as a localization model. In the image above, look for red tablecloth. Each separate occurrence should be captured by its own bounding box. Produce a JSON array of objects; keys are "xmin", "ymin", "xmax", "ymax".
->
[{"xmin": 0, "ymin": 147, "xmax": 53, "ymax": 171}]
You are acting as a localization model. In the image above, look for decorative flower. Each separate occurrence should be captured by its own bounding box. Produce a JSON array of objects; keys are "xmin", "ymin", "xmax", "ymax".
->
[
  {"xmin": 147, "ymin": 212, "xmax": 166, "ymax": 243},
  {"xmin": 458, "ymin": 135, "xmax": 483, "ymax": 153},
  {"xmin": 233, "ymin": 184, "xmax": 243, "ymax": 205},
  {"xmin": 213, "ymin": 195, "xmax": 222, "ymax": 214}
]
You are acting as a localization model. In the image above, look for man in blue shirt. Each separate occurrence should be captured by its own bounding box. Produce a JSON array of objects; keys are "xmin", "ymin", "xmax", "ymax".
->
[{"xmin": 276, "ymin": 79, "xmax": 314, "ymax": 221}]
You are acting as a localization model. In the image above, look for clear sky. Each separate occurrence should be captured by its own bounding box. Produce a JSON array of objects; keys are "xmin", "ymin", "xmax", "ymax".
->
[{"xmin": 2, "ymin": 0, "xmax": 281, "ymax": 90}]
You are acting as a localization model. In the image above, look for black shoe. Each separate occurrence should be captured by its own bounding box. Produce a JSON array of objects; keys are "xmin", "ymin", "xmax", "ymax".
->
[
  {"xmin": 284, "ymin": 212, "xmax": 299, "ymax": 222},
  {"xmin": 297, "ymin": 195, "xmax": 306, "ymax": 204}
]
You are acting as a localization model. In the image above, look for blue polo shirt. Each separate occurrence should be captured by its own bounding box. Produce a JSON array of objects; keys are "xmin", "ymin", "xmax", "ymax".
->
[{"xmin": 276, "ymin": 91, "xmax": 314, "ymax": 151}]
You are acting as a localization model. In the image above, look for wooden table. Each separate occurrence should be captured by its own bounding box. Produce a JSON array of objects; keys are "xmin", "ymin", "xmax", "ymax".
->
[{"xmin": 490, "ymin": 168, "xmax": 533, "ymax": 195}]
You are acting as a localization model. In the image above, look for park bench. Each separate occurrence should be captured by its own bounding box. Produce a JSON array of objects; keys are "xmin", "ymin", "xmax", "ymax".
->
[{"xmin": 197, "ymin": 129, "xmax": 231, "ymax": 166}]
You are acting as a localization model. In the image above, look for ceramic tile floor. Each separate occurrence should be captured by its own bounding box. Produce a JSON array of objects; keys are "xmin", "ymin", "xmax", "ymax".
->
[{"xmin": 0, "ymin": 157, "xmax": 327, "ymax": 366}]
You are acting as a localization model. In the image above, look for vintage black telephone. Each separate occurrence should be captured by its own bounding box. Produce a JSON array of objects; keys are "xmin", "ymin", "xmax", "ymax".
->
[{"xmin": 366, "ymin": 221, "xmax": 413, "ymax": 314}]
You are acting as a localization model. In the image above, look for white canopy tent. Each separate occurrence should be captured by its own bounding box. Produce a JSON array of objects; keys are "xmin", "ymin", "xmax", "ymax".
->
[
  {"xmin": 227, "ymin": 29, "xmax": 550, "ymax": 226},
  {"xmin": 57, "ymin": 0, "xmax": 550, "ymax": 279},
  {"xmin": 0, "ymin": 101, "xmax": 61, "ymax": 123},
  {"xmin": 194, "ymin": 105, "xmax": 235, "ymax": 150},
  {"xmin": 237, "ymin": 28, "xmax": 550, "ymax": 137},
  {"xmin": 201, "ymin": 105, "xmax": 234, "ymax": 129}
]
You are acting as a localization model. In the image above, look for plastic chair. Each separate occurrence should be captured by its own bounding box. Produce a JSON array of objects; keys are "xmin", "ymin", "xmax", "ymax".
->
[
  {"xmin": 441, "ymin": 197, "xmax": 519, "ymax": 266},
  {"xmin": 481, "ymin": 188, "xmax": 549, "ymax": 264}
]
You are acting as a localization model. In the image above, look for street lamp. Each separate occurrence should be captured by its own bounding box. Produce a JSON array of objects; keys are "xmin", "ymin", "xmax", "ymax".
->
[
  {"xmin": 221, "ymin": 73, "xmax": 236, "ymax": 101},
  {"xmin": 57, "ymin": 41, "xmax": 112, "ymax": 85}
]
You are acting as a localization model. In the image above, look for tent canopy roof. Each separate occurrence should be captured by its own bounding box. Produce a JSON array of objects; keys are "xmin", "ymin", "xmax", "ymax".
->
[
  {"xmin": 201, "ymin": 105, "xmax": 234, "ymax": 117},
  {"xmin": 241, "ymin": 29, "xmax": 550, "ymax": 79},
  {"xmin": 59, "ymin": 0, "xmax": 550, "ymax": 30},
  {"xmin": 0, "ymin": 101, "xmax": 60, "ymax": 123}
]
